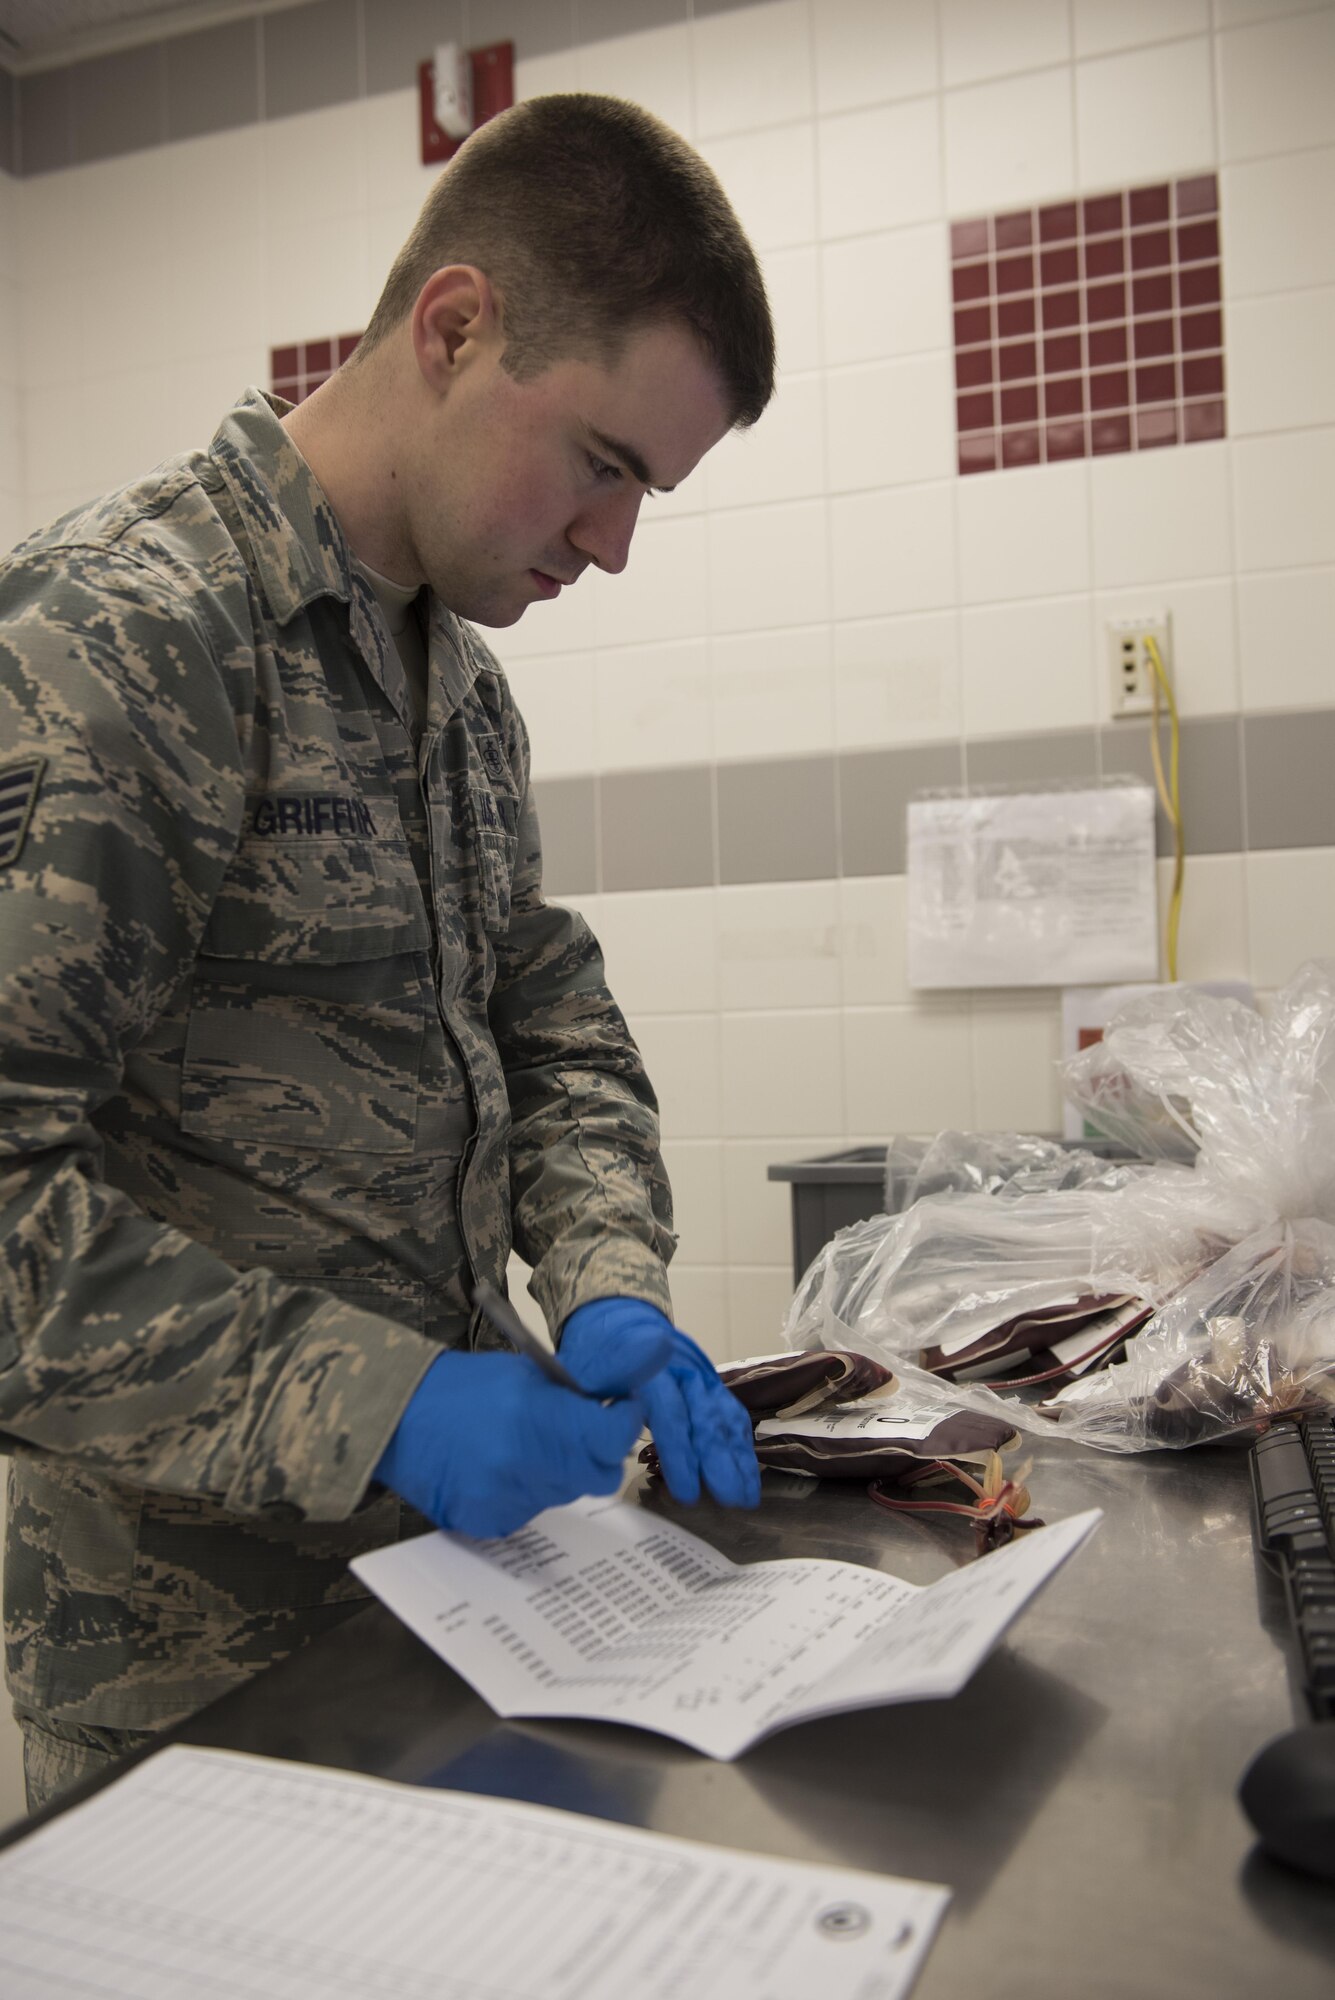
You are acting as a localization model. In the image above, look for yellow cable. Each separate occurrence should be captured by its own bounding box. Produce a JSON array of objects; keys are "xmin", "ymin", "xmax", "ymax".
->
[{"xmin": 1144, "ymin": 632, "xmax": 1184, "ymax": 980}]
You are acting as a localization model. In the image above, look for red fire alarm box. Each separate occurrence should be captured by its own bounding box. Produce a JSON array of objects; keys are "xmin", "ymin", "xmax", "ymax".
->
[{"xmin": 419, "ymin": 42, "xmax": 515, "ymax": 165}]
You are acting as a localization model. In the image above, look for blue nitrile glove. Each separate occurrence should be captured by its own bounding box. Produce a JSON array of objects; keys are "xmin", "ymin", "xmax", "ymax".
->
[
  {"xmin": 373, "ymin": 1318, "xmax": 674, "ymax": 1539},
  {"xmin": 560, "ymin": 1298, "xmax": 761, "ymax": 1510}
]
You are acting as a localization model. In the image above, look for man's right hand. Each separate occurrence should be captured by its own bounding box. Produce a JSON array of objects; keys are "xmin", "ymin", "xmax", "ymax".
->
[{"xmin": 372, "ymin": 1318, "xmax": 674, "ymax": 1539}]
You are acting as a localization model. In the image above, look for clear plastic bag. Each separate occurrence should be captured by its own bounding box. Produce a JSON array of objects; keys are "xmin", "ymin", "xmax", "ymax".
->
[{"xmin": 783, "ymin": 961, "xmax": 1335, "ymax": 1451}]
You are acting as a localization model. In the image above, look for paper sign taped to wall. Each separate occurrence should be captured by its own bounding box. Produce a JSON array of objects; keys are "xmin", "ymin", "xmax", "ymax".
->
[{"xmin": 907, "ymin": 784, "xmax": 1158, "ymax": 989}]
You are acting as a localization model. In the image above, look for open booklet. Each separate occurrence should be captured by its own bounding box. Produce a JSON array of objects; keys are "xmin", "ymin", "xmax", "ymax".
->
[{"xmin": 353, "ymin": 1496, "xmax": 1101, "ymax": 1761}]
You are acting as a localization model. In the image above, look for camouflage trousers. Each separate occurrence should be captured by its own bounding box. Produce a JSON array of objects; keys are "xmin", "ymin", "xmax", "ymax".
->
[{"xmin": 14, "ymin": 1703, "xmax": 156, "ymax": 1815}]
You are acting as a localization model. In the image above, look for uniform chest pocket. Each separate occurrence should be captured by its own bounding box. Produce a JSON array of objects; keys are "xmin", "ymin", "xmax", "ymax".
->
[
  {"xmin": 468, "ymin": 782, "xmax": 520, "ymax": 933},
  {"xmin": 181, "ymin": 831, "xmax": 431, "ymax": 1155}
]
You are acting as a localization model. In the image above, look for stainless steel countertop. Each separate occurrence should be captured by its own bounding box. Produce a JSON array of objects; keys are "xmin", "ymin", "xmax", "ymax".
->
[{"xmin": 9, "ymin": 1442, "xmax": 1335, "ymax": 1993}]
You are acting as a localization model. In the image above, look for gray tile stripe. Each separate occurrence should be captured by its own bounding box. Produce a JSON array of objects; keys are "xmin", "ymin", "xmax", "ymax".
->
[
  {"xmin": 532, "ymin": 708, "xmax": 1335, "ymax": 896},
  {"xmin": 8, "ymin": 0, "xmax": 768, "ymax": 177}
]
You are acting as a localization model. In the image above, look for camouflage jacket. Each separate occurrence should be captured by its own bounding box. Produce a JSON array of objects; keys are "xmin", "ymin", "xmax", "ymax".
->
[{"xmin": 0, "ymin": 389, "xmax": 674, "ymax": 1729}]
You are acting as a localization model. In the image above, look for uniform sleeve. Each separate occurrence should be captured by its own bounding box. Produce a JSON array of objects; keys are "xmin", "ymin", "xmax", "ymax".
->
[
  {"xmin": 0, "ymin": 548, "xmax": 436, "ymax": 1519},
  {"xmin": 487, "ymin": 704, "xmax": 676, "ymax": 1336}
]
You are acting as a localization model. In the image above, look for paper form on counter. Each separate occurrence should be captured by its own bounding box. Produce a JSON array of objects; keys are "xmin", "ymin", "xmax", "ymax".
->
[
  {"xmin": 353, "ymin": 1496, "xmax": 1101, "ymax": 1760},
  {"xmin": 0, "ymin": 1743, "xmax": 949, "ymax": 2000}
]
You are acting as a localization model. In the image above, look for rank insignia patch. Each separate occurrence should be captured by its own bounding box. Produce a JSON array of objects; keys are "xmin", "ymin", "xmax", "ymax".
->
[{"xmin": 0, "ymin": 755, "xmax": 46, "ymax": 867}]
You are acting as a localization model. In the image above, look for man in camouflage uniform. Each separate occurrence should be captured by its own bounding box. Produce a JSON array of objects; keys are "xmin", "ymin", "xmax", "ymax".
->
[{"xmin": 0, "ymin": 95, "xmax": 774, "ymax": 1809}]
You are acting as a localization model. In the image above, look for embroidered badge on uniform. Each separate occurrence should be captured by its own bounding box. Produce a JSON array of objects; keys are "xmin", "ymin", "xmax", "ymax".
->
[{"xmin": 0, "ymin": 755, "xmax": 46, "ymax": 867}]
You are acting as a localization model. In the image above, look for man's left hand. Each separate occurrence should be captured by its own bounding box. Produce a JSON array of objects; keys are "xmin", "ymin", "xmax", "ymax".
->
[{"xmin": 560, "ymin": 1297, "xmax": 761, "ymax": 1509}]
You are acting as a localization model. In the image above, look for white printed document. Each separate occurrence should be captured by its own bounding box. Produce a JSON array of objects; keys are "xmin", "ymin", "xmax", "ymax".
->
[
  {"xmin": 353, "ymin": 1497, "xmax": 1101, "ymax": 1760},
  {"xmin": 907, "ymin": 783, "xmax": 1157, "ymax": 988},
  {"xmin": 0, "ymin": 1744, "xmax": 949, "ymax": 2000}
]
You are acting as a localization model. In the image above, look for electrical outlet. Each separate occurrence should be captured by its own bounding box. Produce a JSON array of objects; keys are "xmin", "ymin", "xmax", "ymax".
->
[{"xmin": 1107, "ymin": 614, "xmax": 1172, "ymax": 719}]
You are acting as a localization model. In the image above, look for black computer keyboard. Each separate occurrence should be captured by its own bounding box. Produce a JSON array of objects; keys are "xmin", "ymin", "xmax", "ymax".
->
[{"xmin": 1250, "ymin": 1412, "xmax": 1335, "ymax": 1718}]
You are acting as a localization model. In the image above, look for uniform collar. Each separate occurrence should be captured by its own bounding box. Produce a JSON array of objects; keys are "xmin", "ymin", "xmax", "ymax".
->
[{"xmin": 210, "ymin": 387, "xmax": 487, "ymax": 731}]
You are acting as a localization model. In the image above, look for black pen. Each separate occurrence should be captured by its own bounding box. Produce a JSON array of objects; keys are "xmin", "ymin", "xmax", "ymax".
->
[{"xmin": 470, "ymin": 1281, "xmax": 592, "ymax": 1396}]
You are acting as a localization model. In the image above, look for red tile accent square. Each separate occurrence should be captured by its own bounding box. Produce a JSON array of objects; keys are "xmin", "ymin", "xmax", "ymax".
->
[
  {"xmin": 955, "ymin": 347, "xmax": 994, "ymax": 389},
  {"xmin": 1181, "ymin": 307, "xmax": 1223, "ymax": 351},
  {"xmin": 273, "ymin": 376, "xmax": 300, "ymax": 403},
  {"xmin": 336, "ymin": 333, "xmax": 362, "ymax": 363},
  {"xmin": 1133, "ymin": 316, "xmax": 1175, "ymax": 359},
  {"xmin": 1001, "ymin": 427, "xmax": 1041, "ymax": 467},
  {"xmin": 1045, "ymin": 332, "xmax": 1083, "ymax": 372},
  {"xmin": 994, "ymin": 210, "xmax": 1033, "ymax": 251},
  {"xmin": 1182, "ymin": 353, "xmax": 1224, "ymax": 397},
  {"xmin": 996, "ymin": 251, "xmax": 1036, "ymax": 294},
  {"xmin": 1044, "ymin": 376, "xmax": 1084, "ymax": 418},
  {"xmin": 1042, "ymin": 288, "xmax": 1081, "ymax": 330},
  {"xmin": 1091, "ymin": 412, "xmax": 1132, "ymax": 454},
  {"xmin": 1000, "ymin": 383, "xmax": 1039, "ymax": 425},
  {"xmin": 1129, "ymin": 183, "xmax": 1170, "ymax": 226},
  {"xmin": 271, "ymin": 345, "xmax": 299, "ymax": 378},
  {"xmin": 997, "ymin": 296, "xmax": 1036, "ymax": 338},
  {"xmin": 1135, "ymin": 361, "xmax": 1176, "ymax": 403},
  {"xmin": 1183, "ymin": 398, "xmax": 1226, "ymax": 441},
  {"xmin": 1132, "ymin": 272, "xmax": 1173, "ymax": 315},
  {"xmin": 1084, "ymin": 235, "xmax": 1126, "ymax": 280},
  {"xmin": 1083, "ymin": 192, "xmax": 1124, "ymax": 234},
  {"xmin": 1045, "ymin": 420, "xmax": 1087, "ymax": 461},
  {"xmin": 957, "ymin": 390, "xmax": 995, "ymax": 432},
  {"xmin": 1039, "ymin": 201, "xmax": 1079, "ymax": 243},
  {"xmin": 998, "ymin": 340, "xmax": 1039, "ymax": 382},
  {"xmin": 950, "ymin": 172, "xmax": 1225, "ymax": 478},
  {"xmin": 1175, "ymin": 174, "xmax": 1218, "ymax": 217},
  {"xmin": 953, "ymin": 262, "xmax": 991, "ymax": 304},
  {"xmin": 1177, "ymin": 262, "xmax": 1221, "ymax": 308},
  {"xmin": 304, "ymin": 339, "xmax": 332, "ymax": 373},
  {"xmin": 1177, "ymin": 218, "xmax": 1219, "ymax": 263},
  {"xmin": 1131, "ymin": 229, "xmax": 1172, "ymax": 271},
  {"xmin": 1137, "ymin": 407, "xmax": 1179, "ymax": 449},
  {"xmin": 952, "ymin": 218, "xmax": 988, "ymax": 258},
  {"xmin": 1087, "ymin": 324, "xmax": 1128, "ymax": 367},
  {"xmin": 1087, "ymin": 281, "xmax": 1127, "ymax": 323},
  {"xmin": 1090, "ymin": 369, "xmax": 1131, "ymax": 412},
  {"xmin": 955, "ymin": 304, "xmax": 992, "ymax": 345},
  {"xmin": 959, "ymin": 433, "xmax": 997, "ymax": 475},
  {"xmin": 1041, "ymin": 245, "xmax": 1079, "ymax": 286}
]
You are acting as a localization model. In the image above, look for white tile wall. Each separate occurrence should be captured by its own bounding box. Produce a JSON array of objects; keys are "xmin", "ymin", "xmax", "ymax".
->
[
  {"xmin": 1245, "ymin": 847, "xmax": 1335, "ymax": 988},
  {"xmin": 820, "ymin": 224, "xmax": 951, "ymax": 367},
  {"xmin": 818, "ymin": 98, "xmax": 942, "ymax": 238},
  {"xmin": 943, "ymin": 67, "xmax": 1075, "ymax": 214},
  {"xmin": 829, "ymin": 482, "xmax": 957, "ymax": 618},
  {"xmin": 1233, "ymin": 430, "xmax": 1335, "ymax": 572},
  {"xmin": 833, "ymin": 611, "xmax": 962, "ymax": 748},
  {"xmin": 4, "ymin": 0, "xmax": 1334, "ymax": 1349},
  {"xmin": 1228, "ymin": 290, "xmax": 1335, "ymax": 436},
  {"xmin": 713, "ymin": 622, "xmax": 836, "ymax": 760},
  {"xmin": 941, "ymin": 0, "xmax": 1071, "ymax": 87},
  {"xmin": 960, "ymin": 594, "xmax": 1098, "ymax": 737},
  {"xmin": 1074, "ymin": 1, "xmax": 1211, "ymax": 59},
  {"xmin": 706, "ymin": 372, "xmax": 825, "ymax": 509},
  {"xmin": 1090, "ymin": 443, "xmax": 1233, "ymax": 588},
  {"xmin": 699, "ymin": 121, "xmax": 817, "ymax": 250},
  {"xmin": 595, "ymin": 637, "xmax": 712, "ymax": 771},
  {"xmin": 1074, "ymin": 37, "xmax": 1217, "ymax": 189},
  {"xmin": 1222, "ymin": 149, "xmax": 1335, "ymax": 298},
  {"xmin": 958, "ymin": 461, "xmax": 1091, "ymax": 603},
  {"xmin": 1217, "ymin": 9, "xmax": 1335, "ymax": 160},
  {"xmin": 717, "ymin": 880, "xmax": 844, "ymax": 1011},
  {"xmin": 825, "ymin": 352, "xmax": 955, "ymax": 492},
  {"xmin": 578, "ymin": 22, "xmax": 695, "ymax": 136},
  {"xmin": 693, "ymin": 1, "xmax": 813, "ymax": 137},
  {"xmin": 707, "ymin": 497, "xmax": 830, "ymax": 633},
  {"xmin": 1236, "ymin": 567, "xmax": 1335, "ymax": 711}
]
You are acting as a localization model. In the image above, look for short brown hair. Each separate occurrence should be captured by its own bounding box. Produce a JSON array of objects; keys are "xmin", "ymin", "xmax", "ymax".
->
[{"xmin": 357, "ymin": 94, "xmax": 775, "ymax": 428}]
